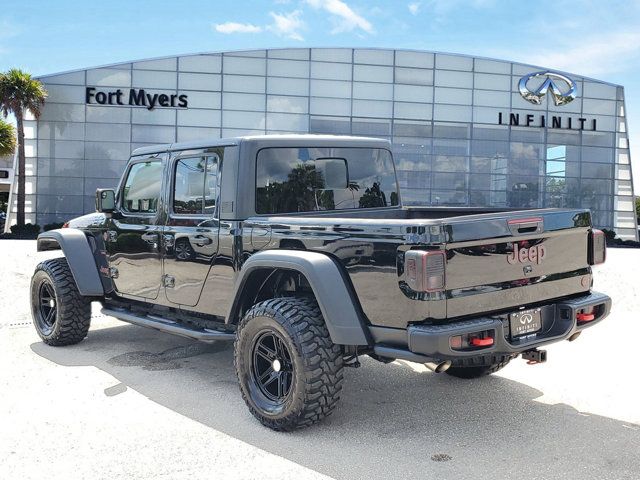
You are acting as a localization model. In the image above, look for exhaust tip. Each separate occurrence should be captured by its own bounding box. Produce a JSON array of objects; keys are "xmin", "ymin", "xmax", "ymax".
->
[{"xmin": 425, "ymin": 360, "xmax": 452, "ymax": 373}]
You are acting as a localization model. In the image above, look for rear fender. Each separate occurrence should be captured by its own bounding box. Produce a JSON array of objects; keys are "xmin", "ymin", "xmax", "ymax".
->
[
  {"xmin": 227, "ymin": 250, "xmax": 370, "ymax": 346},
  {"xmin": 37, "ymin": 229, "xmax": 104, "ymax": 297}
]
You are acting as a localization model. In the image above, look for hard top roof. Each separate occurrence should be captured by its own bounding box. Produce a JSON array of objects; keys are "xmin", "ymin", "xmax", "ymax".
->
[{"xmin": 130, "ymin": 134, "xmax": 391, "ymax": 157}]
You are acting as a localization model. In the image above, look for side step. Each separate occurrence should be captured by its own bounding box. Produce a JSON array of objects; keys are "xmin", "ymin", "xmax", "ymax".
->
[{"xmin": 101, "ymin": 308, "xmax": 236, "ymax": 343}]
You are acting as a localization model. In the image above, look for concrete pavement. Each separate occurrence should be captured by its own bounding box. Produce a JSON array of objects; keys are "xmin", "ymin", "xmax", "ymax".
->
[{"xmin": 1, "ymin": 240, "xmax": 639, "ymax": 480}]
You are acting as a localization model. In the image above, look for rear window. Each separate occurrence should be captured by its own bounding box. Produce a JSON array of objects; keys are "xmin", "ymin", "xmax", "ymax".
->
[{"xmin": 256, "ymin": 147, "xmax": 399, "ymax": 214}]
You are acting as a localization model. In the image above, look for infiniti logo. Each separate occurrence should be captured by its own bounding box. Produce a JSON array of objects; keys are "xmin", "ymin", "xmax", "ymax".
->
[
  {"xmin": 520, "ymin": 313, "xmax": 534, "ymax": 325},
  {"xmin": 519, "ymin": 71, "xmax": 577, "ymax": 106}
]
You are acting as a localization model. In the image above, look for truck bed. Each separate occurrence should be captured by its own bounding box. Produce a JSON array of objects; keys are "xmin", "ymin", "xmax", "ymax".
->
[{"xmin": 246, "ymin": 207, "xmax": 593, "ymax": 329}]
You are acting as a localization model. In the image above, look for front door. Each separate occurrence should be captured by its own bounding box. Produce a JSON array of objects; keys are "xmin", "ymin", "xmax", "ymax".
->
[
  {"xmin": 107, "ymin": 154, "xmax": 165, "ymax": 299},
  {"xmin": 162, "ymin": 150, "xmax": 222, "ymax": 306}
]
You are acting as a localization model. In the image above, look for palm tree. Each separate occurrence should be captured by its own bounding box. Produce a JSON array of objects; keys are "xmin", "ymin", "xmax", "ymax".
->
[
  {"xmin": 0, "ymin": 118, "xmax": 16, "ymax": 156},
  {"xmin": 0, "ymin": 69, "xmax": 47, "ymax": 226}
]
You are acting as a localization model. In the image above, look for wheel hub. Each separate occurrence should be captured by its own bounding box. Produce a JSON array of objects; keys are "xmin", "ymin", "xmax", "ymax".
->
[{"xmin": 272, "ymin": 359, "xmax": 281, "ymax": 372}]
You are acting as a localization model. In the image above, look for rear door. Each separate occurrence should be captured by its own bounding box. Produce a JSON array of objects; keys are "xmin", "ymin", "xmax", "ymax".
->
[
  {"xmin": 162, "ymin": 148, "xmax": 222, "ymax": 306},
  {"xmin": 108, "ymin": 153, "xmax": 166, "ymax": 299},
  {"xmin": 443, "ymin": 209, "xmax": 592, "ymax": 318}
]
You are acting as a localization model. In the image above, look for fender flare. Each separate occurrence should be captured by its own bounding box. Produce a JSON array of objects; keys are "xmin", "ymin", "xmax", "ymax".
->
[
  {"xmin": 228, "ymin": 250, "xmax": 370, "ymax": 346},
  {"xmin": 37, "ymin": 229, "xmax": 104, "ymax": 297}
]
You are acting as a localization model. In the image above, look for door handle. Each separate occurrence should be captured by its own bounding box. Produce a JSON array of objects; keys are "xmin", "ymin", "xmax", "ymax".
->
[
  {"xmin": 193, "ymin": 235, "xmax": 213, "ymax": 247},
  {"xmin": 141, "ymin": 232, "xmax": 158, "ymax": 243}
]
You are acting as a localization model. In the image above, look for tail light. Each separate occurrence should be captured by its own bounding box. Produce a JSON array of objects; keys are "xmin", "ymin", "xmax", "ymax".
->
[
  {"xmin": 404, "ymin": 250, "xmax": 446, "ymax": 292},
  {"xmin": 62, "ymin": 222, "xmax": 69, "ymax": 228},
  {"xmin": 588, "ymin": 229, "xmax": 606, "ymax": 265}
]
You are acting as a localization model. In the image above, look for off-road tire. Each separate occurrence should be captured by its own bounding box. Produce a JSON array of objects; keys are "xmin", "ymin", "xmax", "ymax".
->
[
  {"xmin": 30, "ymin": 258, "xmax": 91, "ymax": 346},
  {"xmin": 234, "ymin": 296, "xmax": 344, "ymax": 431},
  {"xmin": 445, "ymin": 355, "xmax": 513, "ymax": 379}
]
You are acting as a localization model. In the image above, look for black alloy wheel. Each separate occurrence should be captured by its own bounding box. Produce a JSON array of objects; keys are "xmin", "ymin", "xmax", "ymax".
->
[
  {"xmin": 36, "ymin": 280, "xmax": 57, "ymax": 336},
  {"xmin": 251, "ymin": 330, "xmax": 294, "ymax": 406},
  {"xmin": 234, "ymin": 296, "xmax": 344, "ymax": 430},
  {"xmin": 30, "ymin": 258, "xmax": 91, "ymax": 346}
]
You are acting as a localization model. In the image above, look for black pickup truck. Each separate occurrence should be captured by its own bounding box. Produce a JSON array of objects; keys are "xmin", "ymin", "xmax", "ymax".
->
[{"xmin": 31, "ymin": 134, "xmax": 611, "ymax": 430}]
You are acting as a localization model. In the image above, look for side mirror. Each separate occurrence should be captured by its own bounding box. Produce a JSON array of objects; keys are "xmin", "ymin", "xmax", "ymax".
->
[
  {"xmin": 96, "ymin": 188, "xmax": 116, "ymax": 213},
  {"xmin": 315, "ymin": 158, "xmax": 348, "ymax": 189}
]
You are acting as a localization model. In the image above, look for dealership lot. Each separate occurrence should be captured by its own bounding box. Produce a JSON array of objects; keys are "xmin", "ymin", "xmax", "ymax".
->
[{"xmin": 1, "ymin": 240, "xmax": 639, "ymax": 480}]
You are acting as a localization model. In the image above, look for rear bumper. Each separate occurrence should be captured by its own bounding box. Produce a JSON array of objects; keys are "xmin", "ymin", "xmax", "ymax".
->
[{"xmin": 373, "ymin": 291, "xmax": 611, "ymax": 363}]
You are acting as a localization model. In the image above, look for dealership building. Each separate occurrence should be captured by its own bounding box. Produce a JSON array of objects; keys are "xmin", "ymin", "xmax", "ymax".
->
[{"xmin": 6, "ymin": 47, "xmax": 637, "ymax": 238}]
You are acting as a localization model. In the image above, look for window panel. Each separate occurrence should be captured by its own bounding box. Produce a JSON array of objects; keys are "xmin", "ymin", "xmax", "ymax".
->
[
  {"xmin": 309, "ymin": 116, "xmax": 351, "ymax": 134},
  {"xmin": 267, "ymin": 77, "xmax": 309, "ymax": 96},
  {"xmin": 581, "ymin": 146, "xmax": 614, "ymax": 163},
  {"xmin": 352, "ymin": 118, "xmax": 391, "ymax": 136},
  {"xmin": 179, "ymin": 72, "xmax": 221, "ymax": 91},
  {"xmin": 267, "ymin": 58, "xmax": 309, "ymax": 78},
  {"xmin": 434, "ymin": 70, "xmax": 473, "ymax": 88},
  {"xmin": 122, "ymin": 160, "xmax": 163, "ymax": 213},
  {"xmin": 581, "ymin": 162, "xmax": 613, "ymax": 178},
  {"xmin": 433, "ymin": 155, "xmax": 467, "ymax": 172},
  {"xmin": 267, "ymin": 95, "xmax": 308, "ymax": 113},
  {"xmin": 472, "ymin": 125, "xmax": 509, "ymax": 141},
  {"xmin": 132, "ymin": 70, "xmax": 176, "ymax": 89},
  {"xmin": 354, "ymin": 49, "xmax": 394, "ymax": 65},
  {"xmin": 582, "ymin": 131, "xmax": 614, "ymax": 147},
  {"xmin": 394, "ymin": 84, "xmax": 432, "ymax": 103},
  {"xmin": 395, "ymin": 67, "xmax": 433, "ymax": 86},
  {"xmin": 473, "ymin": 73, "xmax": 511, "ymax": 91},
  {"xmin": 394, "ymin": 102, "xmax": 432, "ymax": 120},
  {"xmin": 473, "ymin": 89, "xmax": 510, "ymax": 107},
  {"xmin": 310, "ymin": 79, "xmax": 351, "ymax": 98},
  {"xmin": 393, "ymin": 121, "xmax": 432, "ymax": 137},
  {"xmin": 395, "ymin": 51, "xmax": 434, "ymax": 68},
  {"xmin": 86, "ymin": 68, "xmax": 131, "ymax": 87},
  {"xmin": 433, "ymin": 104, "xmax": 471, "ymax": 122},
  {"xmin": 222, "ymin": 92, "xmax": 265, "ymax": 111},
  {"xmin": 433, "ymin": 123, "xmax": 470, "ymax": 139},
  {"xmin": 431, "ymin": 190, "xmax": 468, "ymax": 205},
  {"xmin": 266, "ymin": 112, "xmax": 309, "ymax": 132},
  {"xmin": 256, "ymin": 147, "xmax": 399, "ymax": 213},
  {"xmin": 223, "ymin": 56, "xmax": 266, "ymax": 75},
  {"xmin": 352, "ymin": 99, "xmax": 392, "ymax": 118},
  {"xmin": 310, "ymin": 61, "xmax": 352, "ymax": 81},
  {"xmin": 310, "ymin": 97, "xmax": 351, "ymax": 116},
  {"xmin": 433, "ymin": 138, "xmax": 469, "ymax": 156},
  {"xmin": 178, "ymin": 54, "xmax": 222, "ymax": 73},
  {"xmin": 353, "ymin": 64, "xmax": 393, "ymax": 83},
  {"xmin": 223, "ymin": 74, "xmax": 266, "ymax": 94},
  {"xmin": 435, "ymin": 54, "xmax": 472, "ymax": 71},
  {"xmin": 354, "ymin": 82, "xmax": 394, "ymax": 101}
]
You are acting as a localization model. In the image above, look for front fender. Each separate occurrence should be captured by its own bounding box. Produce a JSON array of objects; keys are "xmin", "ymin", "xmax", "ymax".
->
[
  {"xmin": 228, "ymin": 250, "xmax": 370, "ymax": 346},
  {"xmin": 37, "ymin": 229, "xmax": 104, "ymax": 297}
]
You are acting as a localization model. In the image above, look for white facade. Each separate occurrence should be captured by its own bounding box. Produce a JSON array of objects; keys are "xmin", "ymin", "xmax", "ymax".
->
[{"xmin": 12, "ymin": 48, "xmax": 637, "ymax": 238}]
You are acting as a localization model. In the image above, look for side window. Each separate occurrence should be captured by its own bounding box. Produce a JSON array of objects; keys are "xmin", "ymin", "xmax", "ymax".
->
[
  {"xmin": 173, "ymin": 153, "xmax": 220, "ymax": 215},
  {"xmin": 121, "ymin": 160, "xmax": 163, "ymax": 213}
]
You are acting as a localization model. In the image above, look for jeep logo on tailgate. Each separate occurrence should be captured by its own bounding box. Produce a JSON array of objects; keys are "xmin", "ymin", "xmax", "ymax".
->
[{"xmin": 507, "ymin": 243, "xmax": 546, "ymax": 265}]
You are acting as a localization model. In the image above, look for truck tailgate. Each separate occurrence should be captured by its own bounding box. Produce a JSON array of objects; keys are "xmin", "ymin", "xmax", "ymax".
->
[{"xmin": 443, "ymin": 209, "xmax": 592, "ymax": 318}]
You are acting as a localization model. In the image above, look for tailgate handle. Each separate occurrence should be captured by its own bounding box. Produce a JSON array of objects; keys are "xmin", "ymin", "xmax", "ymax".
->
[{"xmin": 508, "ymin": 217, "xmax": 543, "ymax": 235}]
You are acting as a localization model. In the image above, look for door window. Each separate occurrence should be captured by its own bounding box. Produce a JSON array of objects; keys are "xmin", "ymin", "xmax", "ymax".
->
[
  {"xmin": 121, "ymin": 160, "xmax": 163, "ymax": 213},
  {"xmin": 173, "ymin": 154, "xmax": 220, "ymax": 215}
]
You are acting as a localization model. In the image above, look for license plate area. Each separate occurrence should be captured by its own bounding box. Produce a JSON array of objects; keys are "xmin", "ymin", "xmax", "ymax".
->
[{"xmin": 510, "ymin": 308, "xmax": 542, "ymax": 338}]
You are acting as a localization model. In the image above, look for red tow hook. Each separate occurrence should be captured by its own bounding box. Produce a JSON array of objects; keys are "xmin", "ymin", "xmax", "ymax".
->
[
  {"xmin": 577, "ymin": 313, "xmax": 595, "ymax": 322},
  {"xmin": 470, "ymin": 337, "xmax": 494, "ymax": 347}
]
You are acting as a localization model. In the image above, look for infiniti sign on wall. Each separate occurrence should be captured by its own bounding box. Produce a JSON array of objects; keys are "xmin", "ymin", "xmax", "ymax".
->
[{"xmin": 498, "ymin": 70, "xmax": 597, "ymax": 131}]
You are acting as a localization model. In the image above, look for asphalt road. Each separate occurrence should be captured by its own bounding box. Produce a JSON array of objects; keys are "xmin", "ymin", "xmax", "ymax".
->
[{"xmin": 1, "ymin": 240, "xmax": 639, "ymax": 480}]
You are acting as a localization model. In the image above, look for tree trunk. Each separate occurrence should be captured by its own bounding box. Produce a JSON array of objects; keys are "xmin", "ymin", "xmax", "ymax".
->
[{"xmin": 16, "ymin": 111, "xmax": 25, "ymax": 227}]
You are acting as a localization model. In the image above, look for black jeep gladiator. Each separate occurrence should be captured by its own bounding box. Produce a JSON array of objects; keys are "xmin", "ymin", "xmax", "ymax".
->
[{"xmin": 31, "ymin": 134, "xmax": 611, "ymax": 430}]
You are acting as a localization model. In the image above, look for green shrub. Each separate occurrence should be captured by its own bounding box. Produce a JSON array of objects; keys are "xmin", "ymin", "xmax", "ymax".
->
[
  {"xmin": 43, "ymin": 222, "xmax": 65, "ymax": 231},
  {"xmin": 601, "ymin": 228, "xmax": 616, "ymax": 241},
  {"xmin": 10, "ymin": 223, "xmax": 41, "ymax": 236}
]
